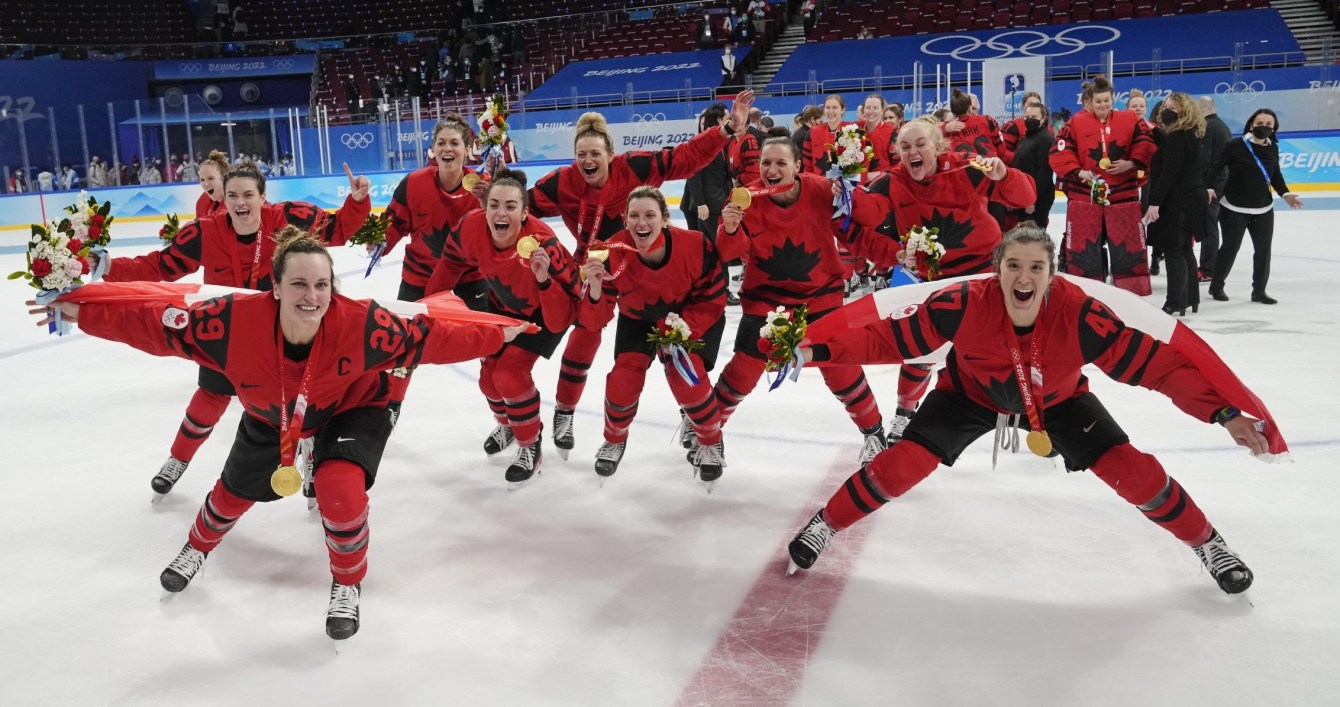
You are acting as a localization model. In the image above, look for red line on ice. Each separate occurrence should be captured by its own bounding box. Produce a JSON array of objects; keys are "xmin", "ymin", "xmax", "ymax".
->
[{"xmin": 674, "ymin": 459, "xmax": 875, "ymax": 707}]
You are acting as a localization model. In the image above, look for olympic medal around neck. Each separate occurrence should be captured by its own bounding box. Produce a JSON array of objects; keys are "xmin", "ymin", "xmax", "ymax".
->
[{"xmin": 271, "ymin": 464, "xmax": 304, "ymax": 496}]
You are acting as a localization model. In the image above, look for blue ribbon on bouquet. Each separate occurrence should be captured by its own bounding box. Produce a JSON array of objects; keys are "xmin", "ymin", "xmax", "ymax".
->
[
  {"xmin": 663, "ymin": 344, "xmax": 701, "ymax": 386},
  {"xmin": 365, "ymin": 242, "xmax": 385, "ymax": 278},
  {"xmin": 88, "ymin": 246, "xmax": 110, "ymax": 282},
  {"xmin": 827, "ymin": 167, "xmax": 856, "ymax": 230},
  {"xmin": 766, "ymin": 351, "xmax": 805, "ymax": 391},
  {"xmin": 888, "ymin": 265, "xmax": 923, "ymax": 288},
  {"xmin": 35, "ymin": 285, "xmax": 80, "ymax": 336}
]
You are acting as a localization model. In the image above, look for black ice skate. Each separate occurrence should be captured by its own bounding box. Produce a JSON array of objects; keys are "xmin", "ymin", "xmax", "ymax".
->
[
  {"xmin": 886, "ymin": 406, "xmax": 916, "ymax": 444},
  {"xmin": 1194, "ymin": 530, "xmax": 1254, "ymax": 595},
  {"xmin": 506, "ymin": 436, "xmax": 543, "ymax": 490},
  {"xmin": 160, "ymin": 542, "xmax": 208, "ymax": 594},
  {"xmin": 151, "ymin": 456, "xmax": 189, "ymax": 500},
  {"xmin": 675, "ymin": 409, "xmax": 695, "ymax": 450},
  {"xmin": 858, "ymin": 424, "xmax": 887, "ymax": 470},
  {"xmin": 594, "ymin": 441, "xmax": 626, "ymax": 482},
  {"xmin": 693, "ymin": 440, "xmax": 726, "ymax": 493},
  {"xmin": 787, "ymin": 511, "xmax": 838, "ymax": 575},
  {"xmin": 553, "ymin": 409, "xmax": 575, "ymax": 461},
  {"xmin": 326, "ymin": 580, "xmax": 361, "ymax": 641},
  {"xmin": 483, "ymin": 424, "xmax": 515, "ymax": 456}
]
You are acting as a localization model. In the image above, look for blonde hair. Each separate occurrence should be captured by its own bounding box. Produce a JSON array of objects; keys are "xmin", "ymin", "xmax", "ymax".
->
[
  {"xmin": 899, "ymin": 119, "xmax": 949, "ymax": 154},
  {"xmin": 1162, "ymin": 91, "xmax": 1207, "ymax": 138},
  {"xmin": 1128, "ymin": 88, "xmax": 1145, "ymax": 100},
  {"xmin": 200, "ymin": 149, "xmax": 231, "ymax": 178},
  {"xmin": 574, "ymin": 112, "xmax": 613, "ymax": 152}
]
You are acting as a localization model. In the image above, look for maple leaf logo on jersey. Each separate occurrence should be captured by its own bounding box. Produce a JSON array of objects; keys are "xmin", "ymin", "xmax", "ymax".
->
[
  {"xmin": 1087, "ymin": 139, "xmax": 1126, "ymax": 165},
  {"xmin": 923, "ymin": 210, "xmax": 974, "ymax": 252},
  {"xmin": 754, "ymin": 238, "xmax": 822, "ymax": 282},
  {"xmin": 1107, "ymin": 239, "xmax": 1147, "ymax": 276},
  {"xmin": 1067, "ymin": 236, "xmax": 1107, "ymax": 280},
  {"xmin": 485, "ymin": 276, "xmax": 533, "ymax": 315},
  {"xmin": 627, "ymin": 296, "xmax": 678, "ymax": 324},
  {"xmin": 246, "ymin": 399, "xmax": 340, "ymax": 431},
  {"xmin": 982, "ymin": 373, "xmax": 1026, "ymax": 414}
]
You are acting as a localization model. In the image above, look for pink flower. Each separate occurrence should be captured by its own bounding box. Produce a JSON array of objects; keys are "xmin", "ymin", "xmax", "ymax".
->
[{"xmin": 64, "ymin": 258, "xmax": 83, "ymax": 278}]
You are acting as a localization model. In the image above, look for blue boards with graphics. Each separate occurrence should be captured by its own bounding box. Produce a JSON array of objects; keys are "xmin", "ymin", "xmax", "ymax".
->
[
  {"xmin": 521, "ymin": 48, "xmax": 751, "ymax": 108},
  {"xmin": 152, "ymin": 55, "xmax": 317, "ymax": 81},
  {"xmin": 768, "ymin": 10, "xmax": 1298, "ymax": 90}
]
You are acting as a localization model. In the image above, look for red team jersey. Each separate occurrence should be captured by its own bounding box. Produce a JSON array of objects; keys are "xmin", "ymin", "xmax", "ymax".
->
[
  {"xmin": 816, "ymin": 277, "xmax": 1230, "ymax": 421},
  {"xmin": 105, "ymin": 198, "xmax": 369, "ymax": 290},
  {"xmin": 942, "ymin": 113, "xmax": 1003, "ymax": 160},
  {"xmin": 863, "ymin": 121, "xmax": 897, "ymax": 176},
  {"xmin": 804, "ymin": 120, "xmax": 857, "ymax": 175},
  {"xmin": 78, "ymin": 291, "xmax": 506, "ymax": 432},
  {"xmin": 528, "ymin": 128, "xmax": 732, "ymax": 258},
  {"xmin": 194, "ymin": 192, "xmax": 225, "ymax": 219},
  {"xmin": 728, "ymin": 127, "xmax": 764, "ymax": 187},
  {"xmin": 715, "ymin": 172, "xmax": 847, "ymax": 316},
  {"xmin": 427, "ymin": 209, "xmax": 581, "ymax": 334},
  {"xmin": 849, "ymin": 153, "xmax": 1036, "ymax": 275},
  {"xmin": 1049, "ymin": 109, "xmax": 1156, "ymax": 203},
  {"xmin": 577, "ymin": 226, "xmax": 727, "ymax": 338},
  {"xmin": 384, "ymin": 166, "xmax": 484, "ymax": 289}
]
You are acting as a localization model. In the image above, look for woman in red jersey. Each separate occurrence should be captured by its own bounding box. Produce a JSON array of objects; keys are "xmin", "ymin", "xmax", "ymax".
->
[
  {"xmin": 427, "ymin": 168, "xmax": 582, "ymax": 489},
  {"xmin": 578, "ymin": 186, "xmax": 728, "ymax": 487},
  {"xmin": 527, "ymin": 91, "xmax": 754, "ymax": 459},
  {"xmin": 804, "ymin": 94, "xmax": 857, "ymax": 176},
  {"xmin": 88, "ymin": 161, "xmax": 372, "ymax": 499},
  {"xmin": 34, "ymin": 227, "xmax": 522, "ymax": 641},
  {"xmin": 193, "ymin": 150, "xmax": 231, "ymax": 218}
]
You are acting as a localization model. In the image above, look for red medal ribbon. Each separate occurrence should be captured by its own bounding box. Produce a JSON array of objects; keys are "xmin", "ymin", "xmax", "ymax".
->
[
  {"xmin": 1000, "ymin": 300, "xmax": 1047, "ymax": 433},
  {"xmin": 277, "ymin": 326, "xmax": 321, "ymax": 468}
]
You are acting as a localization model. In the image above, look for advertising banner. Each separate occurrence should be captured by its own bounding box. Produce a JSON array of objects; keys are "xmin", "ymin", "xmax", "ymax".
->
[
  {"xmin": 981, "ymin": 57, "xmax": 1048, "ymax": 120},
  {"xmin": 522, "ymin": 49, "xmax": 751, "ymax": 106},
  {"xmin": 152, "ymin": 55, "xmax": 317, "ymax": 81}
]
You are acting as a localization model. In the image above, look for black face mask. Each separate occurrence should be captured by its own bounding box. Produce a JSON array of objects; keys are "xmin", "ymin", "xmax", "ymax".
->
[
  {"xmin": 1024, "ymin": 118, "xmax": 1042, "ymax": 132},
  {"xmin": 1250, "ymin": 125, "xmax": 1274, "ymax": 139},
  {"xmin": 1159, "ymin": 109, "xmax": 1178, "ymax": 125}
]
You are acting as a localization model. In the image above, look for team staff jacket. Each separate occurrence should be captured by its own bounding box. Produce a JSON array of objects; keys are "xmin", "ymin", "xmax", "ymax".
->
[
  {"xmin": 1050, "ymin": 109, "xmax": 1156, "ymax": 203},
  {"xmin": 383, "ymin": 166, "xmax": 484, "ymax": 289},
  {"xmin": 194, "ymin": 192, "xmax": 225, "ymax": 219},
  {"xmin": 105, "ymin": 197, "xmax": 370, "ymax": 291},
  {"xmin": 715, "ymin": 172, "xmax": 847, "ymax": 316},
  {"xmin": 846, "ymin": 153, "xmax": 1036, "ymax": 275},
  {"xmin": 943, "ymin": 114, "xmax": 1003, "ymax": 160},
  {"xmin": 426, "ymin": 210, "xmax": 581, "ymax": 333},
  {"xmin": 1000, "ymin": 116, "xmax": 1055, "ymax": 165},
  {"xmin": 577, "ymin": 226, "xmax": 727, "ymax": 337},
  {"xmin": 528, "ymin": 127, "xmax": 732, "ymax": 259},
  {"xmin": 78, "ymin": 291, "xmax": 506, "ymax": 433},
  {"xmin": 810, "ymin": 277, "xmax": 1229, "ymax": 421}
]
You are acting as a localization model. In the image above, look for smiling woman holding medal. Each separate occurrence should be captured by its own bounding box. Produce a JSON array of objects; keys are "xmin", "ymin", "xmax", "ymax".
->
[
  {"xmin": 784, "ymin": 223, "xmax": 1282, "ymax": 598},
  {"xmin": 30, "ymin": 227, "xmax": 525, "ymax": 641}
]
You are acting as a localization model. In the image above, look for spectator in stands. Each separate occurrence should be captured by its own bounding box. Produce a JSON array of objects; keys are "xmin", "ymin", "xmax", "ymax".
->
[
  {"xmin": 699, "ymin": 14, "xmax": 716, "ymax": 48},
  {"xmin": 231, "ymin": 3, "xmax": 247, "ymax": 40},
  {"xmin": 1011, "ymin": 102, "xmax": 1056, "ymax": 229},
  {"xmin": 1197, "ymin": 96, "xmax": 1232, "ymax": 283},
  {"xmin": 87, "ymin": 156, "xmax": 110, "ymax": 188},
  {"xmin": 36, "ymin": 168, "xmax": 56, "ymax": 192},
  {"xmin": 721, "ymin": 45, "xmax": 739, "ymax": 89},
  {"xmin": 254, "ymin": 154, "xmax": 270, "ymax": 175},
  {"xmin": 802, "ymin": 0, "xmax": 817, "ymax": 37},
  {"xmin": 440, "ymin": 60, "xmax": 458, "ymax": 96},
  {"xmin": 344, "ymin": 74, "xmax": 362, "ymax": 118},
  {"xmin": 418, "ymin": 59, "xmax": 433, "ymax": 101},
  {"xmin": 179, "ymin": 153, "xmax": 198, "ymax": 183},
  {"xmin": 723, "ymin": 7, "xmax": 739, "ymax": 40},
  {"xmin": 58, "ymin": 164, "xmax": 77, "ymax": 190},
  {"xmin": 128, "ymin": 157, "xmax": 142, "ymax": 185},
  {"xmin": 405, "ymin": 64, "xmax": 423, "ymax": 102},
  {"xmin": 277, "ymin": 154, "xmax": 296, "ymax": 177},
  {"xmin": 214, "ymin": 0, "xmax": 230, "ymax": 34},
  {"xmin": 479, "ymin": 56, "xmax": 496, "ymax": 94},
  {"xmin": 141, "ymin": 158, "xmax": 164, "ymax": 185},
  {"xmin": 748, "ymin": 0, "xmax": 768, "ymax": 35},
  {"xmin": 857, "ymin": 27, "xmax": 873, "ymax": 40},
  {"xmin": 461, "ymin": 58, "xmax": 474, "ymax": 94},
  {"xmin": 9, "ymin": 168, "xmax": 28, "ymax": 193}
]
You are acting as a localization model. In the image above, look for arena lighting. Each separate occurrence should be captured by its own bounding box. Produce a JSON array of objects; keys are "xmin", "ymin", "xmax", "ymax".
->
[{"xmin": 219, "ymin": 121, "xmax": 237, "ymax": 127}]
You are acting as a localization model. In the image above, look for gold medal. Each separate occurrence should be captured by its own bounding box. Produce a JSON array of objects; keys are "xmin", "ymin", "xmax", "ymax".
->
[
  {"xmin": 1026, "ymin": 430, "xmax": 1053, "ymax": 457},
  {"xmin": 271, "ymin": 464, "xmax": 303, "ymax": 497},
  {"xmin": 515, "ymin": 235, "xmax": 539, "ymax": 259},
  {"xmin": 1137, "ymin": 170, "xmax": 1146, "ymax": 179},
  {"xmin": 461, "ymin": 172, "xmax": 481, "ymax": 191},
  {"xmin": 586, "ymin": 244, "xmax": 610, "ymax": 262},
  {"xmin": 729, "ymin": 186, "xmax": 752, "ymax": 209},
  {"xmin": 1098, "ymin": 157, "xmax": 1112, "ymax": 170},
  {"xmin": 968, "ymin": 157, "xmax": 994, "ymax": 172}
]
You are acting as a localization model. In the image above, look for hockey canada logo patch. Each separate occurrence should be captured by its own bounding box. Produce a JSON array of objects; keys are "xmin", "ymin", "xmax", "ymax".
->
[
  {"xmin": 162, "ymin": 307, "xmax": 189, "ymax": 329},
  {"xmin": 891, "ymin": 304, "xmax": 919, "ymax": 320}
]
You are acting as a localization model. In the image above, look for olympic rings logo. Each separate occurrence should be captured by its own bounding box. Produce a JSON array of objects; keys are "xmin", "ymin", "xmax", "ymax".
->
[
  {"xmin": 631, "ymin": 112, "xmax": 666, "ymax": 124},
  {"xmin": 178, "ymin": 62, "xmax": 203, "ymax": 74},
  {"xmin": 341, "ymin": 132, "xmax": 375, "ymax": 149},
  {"xmin": 273, "ymin": 59, "xmax": 296, "ymax": 69},
  {"xmin": 920, "ymin": 25, "xmax": 1121, "ymax": 60},
  {"xmin": 1214, "ymin": 81, "xmax": 1266, "ymax": 102}
]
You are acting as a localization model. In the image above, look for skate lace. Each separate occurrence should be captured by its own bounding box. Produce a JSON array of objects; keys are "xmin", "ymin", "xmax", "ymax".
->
[
  {"xmin": 167, "ymin": 545, "xmax": 206, "ymax": 578},
  {"xmin": 554, "ymin": 411, "xmax": 574, "ymax": 441},
  {"xmin": 888, "ymin": 411, "xmax": 913, "ymax": 438},
  {"xmin": 1197, "ymin": 537, "xmax": 1243, "ymax": 577},
  {"xmin": 696, "ymin": 442, "xmax": 725, "ymax": 468},
  {"xmin": 512, "ymin": 442, "xmax": 537, "ymax": 470},
  {"xmin": 796, "ymin": 515, "xmax": 837, "ymax": 554},
  {"xmin": 673, "ymin": 410, "xmax": 694, "ymax": 445},
  {"xmin": 488, "ymin": 425, "xmax": 514, "ymax": 447},
  {"xmin": 596, "ymin": 441, "xmax": 625, "ymax": 463},
  {"xmin": 858, "ymin": 433, "xmax": 885, "ymax": 466},
  {"xmin": 158, "ymin": 457, "xmax": 188, "ymax": 483},
  {"xmin": 328, "ymin": 583, "xmax": 360, "ymax": 620}
]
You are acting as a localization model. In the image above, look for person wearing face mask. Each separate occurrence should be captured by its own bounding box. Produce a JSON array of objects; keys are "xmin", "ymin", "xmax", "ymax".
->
[
  {"xmin": 782, "ymin": 224, "xmax": 1282, "ymax": 600},
  {"xmin": 716, "ymin": 132, "xmax": 894, "ymax": 473},
  {"xmin": 1050, "ymin": 75, "xmax": 1157, "ymax": 294},
  {"xmin": 1196, "ymin": 96, "xmax": 1232, "ymax": 285},
  {"xmin": 426, "ymin": 169, "xmax": 582, "ymax": 489},
  {"xmin": 86, "ymin": 161, "xmax": 372, "ymax": 499},
  {"xmin": 87, "ymin": 156, "xmax": 110, "ymax": 188},
  {"xmin": 999, "ymin": 91, "xmax": 1046, "ymax": 166},
  {"xmin": 32, "ymin": 227, "xmax": 522, "ymax": 641},
  {"xmin": 528, "ymin": 91, "xmax": 754, "ymax": 460},
  {"xmin": 1205, "ymin": 108, "xmax": 1304, "ymax": 305},
  {"xmin": 1009, "ymin": 103, "xmax": 1057, "ymax": 229},
  {"xmin": 578, "ymin": 187, "xmax": 728, "ymax": 487},
  {"xmin": 1144, "ymin": 92, "xmax": 1208, "ymax": 317},
  {"xmin": 194, "ymin": 150, "xmax": 231, "ymax": 218}
]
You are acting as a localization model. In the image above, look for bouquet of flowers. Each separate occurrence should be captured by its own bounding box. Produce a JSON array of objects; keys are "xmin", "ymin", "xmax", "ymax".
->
[
  {"xmin": 756, "ymin": 304, "xmax": 809, "ymax": 389},
  {"xmin": 1089, "ymin": 177, "xmax": 1110, "ymax": 206},
  {"xmin": 825, "ymin": 124, "xmax": 873, "ymax": 229},
  {"xmin": 897, "ymin": 225, "xmax": 947, "ymax": 281},
  {"xmin": 63, "ymin": 192, "xmax": 114, "ymax": 248},
  {"xmin": 349, "ymin": 210, "xmax": 392, "ymax": 277},
  {"xmin": 8, "ymin": 220, "xmax": 95, "ymax": 335},
  {"xmin": 648, "ymin": 312, "xmax": 704, "ymax": 385},
  {"xmin": 476, "ymin": 93, "xmax": 511, "ymax": 176},
  {"xmin": 159, "ymin": 213, "xmax": 181, "ymax": 244}
]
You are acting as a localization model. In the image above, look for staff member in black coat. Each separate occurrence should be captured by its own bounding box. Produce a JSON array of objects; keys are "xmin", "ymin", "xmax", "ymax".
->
[
  {"xmin": 1197, "ymin": 96, "xmax": 1233, "ymax": 282},
  {"xmin": 1010, "ymin": 102, "xmax": 1056, "ymax": 228},
  {"xmin": 1144, "ymin": 92, "xmax": 1207, "ymax": 316},
  {"xmin": 683, "ymin": 103, "xmax": 739, "ymax": 305},
  {"xmin": 1206, "ymin": 108, "xmax": 1304, "ymax": 305}
]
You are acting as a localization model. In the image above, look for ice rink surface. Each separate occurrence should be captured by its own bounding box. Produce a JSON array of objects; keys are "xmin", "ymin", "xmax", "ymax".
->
[{"xmin": 1, "ymin": 204, "xmax": 1337, "ymax": 706}]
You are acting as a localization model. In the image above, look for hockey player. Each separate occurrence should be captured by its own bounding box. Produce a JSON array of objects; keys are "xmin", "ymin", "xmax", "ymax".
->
[
  {"xmin": 87, "ymin": 162, "xmax": 372, "ymax": 498},
  {"xmin": 527, "ymin": 90, "xmax": 755, "ymax": 459},
  {"xmin": 194, "ymin": 150, "xmax": 231, "ymax": 218},
  {"xmin": 578, "ymin": 186, "xmax": 728, "ymax": 487},
  {"xmin": 425, "ymin": 169, "xmax": 582, "ymax": 488},
  {"xmin": 785, "ymin": 223, "xmax": 1283, "ymax": 599},
  {"xmin": 1049, "ymin": 75, "xmax": 1157, "ymax": 294},
  {"xmin": 33, "ymin": 227, "xmax": 524, "ymax": 640}
]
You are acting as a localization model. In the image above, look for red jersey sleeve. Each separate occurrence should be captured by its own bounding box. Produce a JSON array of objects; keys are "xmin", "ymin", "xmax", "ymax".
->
[
  {"xmin": 535, "ymin": 236, "xmax": 581, "ymax": 333},
  {"xmin": 851, "ymin": 175, "xmax": 894, "ymax": 229},
  {"xmin": 811, "ymin": 281, "xmax": 967, "ymax": 365},
  {"xmin": 383, "ymin": 174, "xmax": 414, "ymax": 252},
  {"xmin": 1049, "ymin": 121, "xmax": 1082, "ymax": 182},
  {"xmin": 309, "ymin": 195, "xmax": 372, "ymax": 247},
  {"xmin": 623, "ymin": 127, "xmax": 732, "ymax": 185},
  {"xmin": 359, "ymin": 298, "xmax": 505, "ymax": 371},
  {"xmin": 106, "ymin": 217, "xmax": 205, "ymax": 283},
  {"xmin": 527, "ymin": 166, "xmax": 565, "ymax": 219},
  {"xmin": 577, "ymin": 282, "xmax": 618, "ymax": 331},
  {"xmin": 679, "ymin": 236, "xmax": 727, "ymax": 338},
  {"xmin": 987, "ymin": 166, "xmax": 1038, "ymax": 209},
  {"xmin": 715, "ymin": 217, "xmax": 752, "ymax": 262},
  {"xmin": 78, "ymin": 296, "xmax": 230, "ymax": 370}
]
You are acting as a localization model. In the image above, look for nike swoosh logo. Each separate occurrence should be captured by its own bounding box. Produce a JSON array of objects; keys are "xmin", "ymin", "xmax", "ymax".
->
[
  {"xmin": 962, "ymin": 355, "xmax": 988, "ymax": 361},
  {"xmin": 213, "ymin": 266, "xmax": 229, "ymax": 273},
  {"xmin": 1083, "ymin": 421, "xmax": 1097, "ymax": 433},
  {"xmin": 337, "ymin": 436, "xmax": 356, "ymax": 443},
  {"xmin": 475, "ymin": 293, "xmax": 486, "ymax": 299},
  {"xmin": 239, "ymin": 382, "xmax": 262, "ymax": 389}
]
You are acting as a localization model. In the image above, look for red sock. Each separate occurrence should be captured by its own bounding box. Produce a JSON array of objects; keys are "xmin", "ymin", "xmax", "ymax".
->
[
  {"xmin": 824, "ymin": 440, "xmax": 939, "ymax": 529},
  {"xmin": 169, "ymin": 388, "xmax": 232, "ymax": 461},
  {"xmin": 316, "ymin": 460, "xmax": 371, "ymax": 585},
  {"xmin": 187, "ymin": 478, "xmax": 254, "ymax": 552},
  {"xmin": 1091, "ymin": 444, "xmax": 1212, "ymax": 545}
]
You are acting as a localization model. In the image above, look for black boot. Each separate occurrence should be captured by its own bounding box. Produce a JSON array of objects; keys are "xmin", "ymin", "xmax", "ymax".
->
[{"xmin": 1251, "ymin": 292, "xmax": 1278, "ymax": 305}]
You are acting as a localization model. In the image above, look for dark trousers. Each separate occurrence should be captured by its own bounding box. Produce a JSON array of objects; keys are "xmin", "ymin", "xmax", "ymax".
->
[
  {"xmin": 1163, "ymin": 232, "xmax": 1200, "ymax": 312},
  {"xmin": 1211, "ymin": 207, "xmax": 1274, "ymax": 296},
  {"xmin": 1200, "ymin": 200, "xmax": 1221, "ymax": 276}
]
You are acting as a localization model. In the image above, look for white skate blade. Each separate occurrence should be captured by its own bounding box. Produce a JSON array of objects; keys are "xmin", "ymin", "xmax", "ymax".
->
[
  {"xmin": 786, "ymin": 560, "xmax": 801, "ymax": 576},
  {"xmin": 556, "ymin": 447, "xmax": 570, "ymax": 461},
  {"xmin": 151, "ymin": 492, "xmax": 168, "ymax": 505},
  {"xmin": 507, "ymin": 474, "xmax": 539, "ymax": 491},
  {"xmin": 1229, "ymin": 589, "xmax": 1255, "ymax": 608},
  {"xmin": 160, "ymin": 589, "xmax": 177, "ymax": 602},
  {"xmin": 307, "ymin": 497, "xmax": 318, "ymax": 512},
  {"xmin": 700, "ymin": 479, "xmax": 717, "ymax": 494}
]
